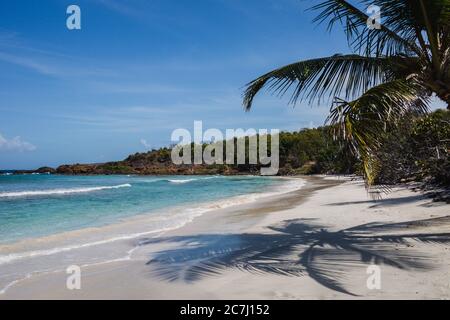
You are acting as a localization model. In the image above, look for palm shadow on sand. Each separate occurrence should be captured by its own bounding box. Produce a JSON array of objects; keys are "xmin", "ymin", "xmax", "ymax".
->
[{"xmin": 140, "ymin": 216, "xmax": 450, "ymax": 295}]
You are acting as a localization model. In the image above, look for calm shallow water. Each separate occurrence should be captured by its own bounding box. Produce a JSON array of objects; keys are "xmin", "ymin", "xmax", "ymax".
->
[{"xmin": 0, "ymin": 174, "xmax": 286, "ymax": 243}]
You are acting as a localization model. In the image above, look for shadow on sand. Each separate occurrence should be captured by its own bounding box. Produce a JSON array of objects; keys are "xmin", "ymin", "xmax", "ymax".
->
[
  {"xmin": 326, "ymin": 194, "xmax": 428, "ymax": 208},
  {"xmin": 140, "ymin": 216, "xmax": 450, "ymax": 295}
]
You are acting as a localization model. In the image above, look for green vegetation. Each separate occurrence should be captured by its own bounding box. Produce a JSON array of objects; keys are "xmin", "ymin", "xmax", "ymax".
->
[
  {"xmin": 277, "ymin": 127, "xmax": 357, "ymax": 175},
  {"xmin": 242, "ymin": 0, "xmax": 450, "ymax": 187},
  {"xmin": 374, "ymin": 109, "xmax": 450, "ymax": 188},
  {"xmin": 52, "ymin": 126, "xmax": 355, "ymax": 176}
]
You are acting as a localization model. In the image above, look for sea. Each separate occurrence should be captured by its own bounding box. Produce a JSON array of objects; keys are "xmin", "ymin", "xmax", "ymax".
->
[{"xmin": 0, "ymin": 173, "xmax": 305, "ymax": 294}]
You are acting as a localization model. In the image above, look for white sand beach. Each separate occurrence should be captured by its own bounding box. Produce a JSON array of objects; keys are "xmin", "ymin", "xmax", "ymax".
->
[{"xmin": 1, "ymin": 176, "xmax": 450, "ymax": 300}]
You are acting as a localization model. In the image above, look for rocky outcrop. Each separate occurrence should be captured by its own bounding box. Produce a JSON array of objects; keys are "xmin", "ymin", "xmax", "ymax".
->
[
  {"xmin": 36, "ymin": 167, "xmax": 56, "ymax": 174},
  {"xmin": 50, "ymin": 155, "xmax": 256, "ymax": 176}
]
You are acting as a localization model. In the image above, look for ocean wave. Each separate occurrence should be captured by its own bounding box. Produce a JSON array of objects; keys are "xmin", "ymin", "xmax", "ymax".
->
[
  {"xmin": 167, "ymin": 178, "xmax": 198, "ymax": 184},
  {"xmin": 168, "ymin": 176, "xmax": 221, "ymax": 184},
  {"xmin": 137, "ymin": 178, "xmax": 196, "ymax": 184},
  {"xmin": 139, "ymin": 176, "xmax": 220, "ymax": 184},
  {"xmin": 0, "ymin": 184, "xmax": 131, "ymax": 198}
]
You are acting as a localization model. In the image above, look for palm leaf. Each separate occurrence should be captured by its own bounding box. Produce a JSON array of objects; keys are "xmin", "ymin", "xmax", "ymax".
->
[
  {"xmin": 243, "ymin": 54, "xmax": 399, "ymax": 110},
  {"xmin": 326, "ymin": 79, "xmax": 429, "ymax": 184},
  {"xmin": 310, "ymin": 0, "xmax": 421, "ymax": 56}
]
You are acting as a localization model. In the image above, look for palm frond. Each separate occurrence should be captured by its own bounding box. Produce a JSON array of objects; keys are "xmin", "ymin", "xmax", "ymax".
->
[
  {"xmin": 243, "ymin": 54, "xmax": 399, "ymax": 110},
  {"xmin": 310, "ymin": 0, "xmax": 421, "ymax": 56},
  {"xmin": 326, "ymin": 79, "xmax": 429, "ymax": 150},
  {"xmin": 326, "ymin": 79, "xmax": 430, "ymax": 184},
  {"xmin": 437, "ymin": 0, "xmax": 450, "ymax": 27}
]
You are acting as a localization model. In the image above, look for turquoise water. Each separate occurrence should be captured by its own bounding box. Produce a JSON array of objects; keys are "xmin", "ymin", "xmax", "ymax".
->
[{"xmin": 0, "ymin": 174, "xmax": 285, "ymax": 244}]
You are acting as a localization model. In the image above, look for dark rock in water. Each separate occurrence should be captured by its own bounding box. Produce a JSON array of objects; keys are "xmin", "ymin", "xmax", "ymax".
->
[{"xmin": 9, "ymin": 169, "xmax": 34, "ymax": 175}]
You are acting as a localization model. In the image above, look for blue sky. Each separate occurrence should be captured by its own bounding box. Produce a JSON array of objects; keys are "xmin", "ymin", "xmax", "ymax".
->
[{"xmin": 0, "ymin": 0, "xmax": 445, "ymax": 169}]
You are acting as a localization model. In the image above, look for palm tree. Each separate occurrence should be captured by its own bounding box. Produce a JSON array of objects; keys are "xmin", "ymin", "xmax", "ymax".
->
[{"xmin": 243, "ymin": 0, "xmax": 450, "ymax": 185}]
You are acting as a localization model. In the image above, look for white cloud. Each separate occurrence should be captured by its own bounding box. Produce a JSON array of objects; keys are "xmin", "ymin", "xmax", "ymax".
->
[
  {"xmin": 0, "ymin": 51, "xmax": 114, "ymax": 78},
  {"xmin": 90, "ymin": 81, "xmax": 189, "ymax": 94},
  {"xmin": 0, "ymin": 133, "xmax": 36, "ymax": 152},
  {"xmin": 140, "ymin": 138, "xmax": 152, "ymax": 149},
  {"xmin": 0, "ymin": 51, "xmax": 56, "ymax": 75}
]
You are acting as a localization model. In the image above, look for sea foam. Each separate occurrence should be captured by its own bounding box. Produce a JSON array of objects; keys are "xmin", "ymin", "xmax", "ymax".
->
[{"xmin": 0, "ymin": 184, "xmax": 131, "ymax": 198}]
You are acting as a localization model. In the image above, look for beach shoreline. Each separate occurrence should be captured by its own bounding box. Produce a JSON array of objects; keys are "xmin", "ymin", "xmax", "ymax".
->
[{"xmin": 1, "ymin": 175, "xmax": 450, "ymax": 300}]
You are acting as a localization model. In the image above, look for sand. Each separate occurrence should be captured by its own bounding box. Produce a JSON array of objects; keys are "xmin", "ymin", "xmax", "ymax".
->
[{"xmin": 1, "ymin": 176, "xmax": 450, "ymax": 300}]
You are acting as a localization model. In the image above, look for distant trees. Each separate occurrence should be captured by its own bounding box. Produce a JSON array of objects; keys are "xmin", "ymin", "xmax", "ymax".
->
[{"xmin": 374, "ymin": 109, "xmax": 450, "ymax": 188}]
